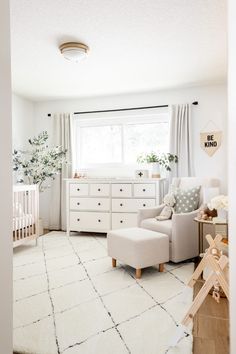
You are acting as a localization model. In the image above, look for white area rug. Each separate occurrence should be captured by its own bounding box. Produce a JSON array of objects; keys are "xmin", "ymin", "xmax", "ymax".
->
[{"xmin": 13, "ymin": 231, "xmax": 194, "ymax": 354}]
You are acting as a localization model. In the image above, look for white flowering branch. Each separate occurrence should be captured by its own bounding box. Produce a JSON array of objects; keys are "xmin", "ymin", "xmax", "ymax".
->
[{"xmin": 13, "ymin": 131, "xmax": 67, "ymax": 192}]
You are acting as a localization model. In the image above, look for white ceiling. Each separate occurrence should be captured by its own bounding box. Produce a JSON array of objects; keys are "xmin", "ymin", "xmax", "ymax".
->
[{"xmin": 10, "ymin": 0, "xmax": 227, "ymax": 101}]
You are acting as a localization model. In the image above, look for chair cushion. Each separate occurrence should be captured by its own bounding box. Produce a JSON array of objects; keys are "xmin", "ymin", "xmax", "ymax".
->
[
  {"xmin": 140, "ymin": 218, "xmax": 172, "ymax": 241},
  {"xmin": 172, "ymin": 186, "xmax": 201, "ymax": 213}
]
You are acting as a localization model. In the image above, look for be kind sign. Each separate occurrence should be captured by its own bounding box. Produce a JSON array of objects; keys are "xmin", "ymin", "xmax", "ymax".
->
[{"xmin": 200, "ymin": 131, "xmax": 222, "ymax": 157}]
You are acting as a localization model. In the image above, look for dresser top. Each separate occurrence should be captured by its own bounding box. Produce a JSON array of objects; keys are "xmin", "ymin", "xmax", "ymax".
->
[{"xmin": 65, "ymin": 177, "xmax": 165, "ymax": 183}]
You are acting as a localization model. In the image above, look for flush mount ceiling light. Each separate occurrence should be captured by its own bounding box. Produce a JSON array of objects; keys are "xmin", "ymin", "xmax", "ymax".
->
[{"xmin": 59, "ymin": 42, "xmax": 89, "ymax": 62}]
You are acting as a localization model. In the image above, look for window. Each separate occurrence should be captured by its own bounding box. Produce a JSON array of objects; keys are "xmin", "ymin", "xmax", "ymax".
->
[
  {"xmin": 75, "ymin": 108, "xmax": 170, "ymax": 168},
  {"xmin": 80, "ymin": 125, "xmax": 122, "ymax": 164}
]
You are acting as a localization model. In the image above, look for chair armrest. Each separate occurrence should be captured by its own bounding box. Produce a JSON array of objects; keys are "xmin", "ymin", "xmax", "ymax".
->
[
  {"xmin": 171, "ymin": 209, "xmax": 200, "ymax": 262},
  {"xmin": 137, "ymin": 204, "xmax": 165, "ymax": 227},
  {"xmin": 172, "ymin": 209, "xmax": 200, "ymax": 223}
]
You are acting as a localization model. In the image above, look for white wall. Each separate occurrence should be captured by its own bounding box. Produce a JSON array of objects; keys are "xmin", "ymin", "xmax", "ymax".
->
[
  {"xmin": 0, "ymin": 0, "xmax": 12, "ymax": 352},
  {"xmin": 34, "ymin": 83, "xmax": 227, "ymax": 227},
  {"xmin": 12, "ymin": 93, "xmax": 35, "ymax": 150},
  {"xmin": 229, "ymin": 1, "xmax": 236, "ymax": 352}
]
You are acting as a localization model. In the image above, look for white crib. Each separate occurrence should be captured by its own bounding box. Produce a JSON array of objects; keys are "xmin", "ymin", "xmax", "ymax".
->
[{"xmin": 13, "ymin": 185, "xmax": 39, "ymax": 248}]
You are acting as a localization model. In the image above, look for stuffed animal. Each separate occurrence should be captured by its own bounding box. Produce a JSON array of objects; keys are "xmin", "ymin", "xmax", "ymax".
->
[
  {"xmin": 156, "ymin": 193, "xmax": 176, "ymax": 221},
  {"xmin": 197, "ymin": 204, "xmax": 217, "ymax": 221}
]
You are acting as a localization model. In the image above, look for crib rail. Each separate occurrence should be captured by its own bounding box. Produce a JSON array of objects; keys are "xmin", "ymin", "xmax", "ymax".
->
[{"xmin": 13, "ymin": 185, "xmax": 39, "ymax": 247}]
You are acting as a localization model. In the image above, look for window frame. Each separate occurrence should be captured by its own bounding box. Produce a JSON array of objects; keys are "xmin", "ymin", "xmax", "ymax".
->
[{"xmin": 74, "ymin": 109, "xmax": 170, "ymax": 169}]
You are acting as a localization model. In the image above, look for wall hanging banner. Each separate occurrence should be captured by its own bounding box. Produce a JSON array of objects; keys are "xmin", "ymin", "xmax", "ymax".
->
[{"xmin": 200, "ymin": 131, "xmax": 222, "ymax": 156}]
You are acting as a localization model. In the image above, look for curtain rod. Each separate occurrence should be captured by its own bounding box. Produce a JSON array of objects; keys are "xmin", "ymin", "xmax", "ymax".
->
[{"xmin": 47, "ymin": 101, "xmax": 198, "ymax": 117}]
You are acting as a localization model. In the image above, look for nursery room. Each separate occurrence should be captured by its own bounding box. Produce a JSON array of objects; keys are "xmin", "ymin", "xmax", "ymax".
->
[{"xmin": 1, "ymin": 0, "xmax": 234, "ymax": 353}]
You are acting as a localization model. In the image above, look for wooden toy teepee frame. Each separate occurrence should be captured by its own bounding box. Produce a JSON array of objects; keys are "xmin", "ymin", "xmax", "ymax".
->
[{"xmin": 170, "ymin": 234, "xmax": 229, "ymax": 347}]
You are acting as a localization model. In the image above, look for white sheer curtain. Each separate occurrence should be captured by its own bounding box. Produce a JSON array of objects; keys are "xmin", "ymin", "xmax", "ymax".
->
[
  {"xmin": 169, "ymin": 104, "xmax": 194, "ymax": 179},
  {"xmin": 49, "ymin": 113, "xmax": 74, "ymax": 230}
]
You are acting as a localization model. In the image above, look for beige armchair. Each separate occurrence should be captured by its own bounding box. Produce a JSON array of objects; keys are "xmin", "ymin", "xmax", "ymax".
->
[{"xmin": 137, "ymin": 177, "xmax": 220, "ymax": 263}]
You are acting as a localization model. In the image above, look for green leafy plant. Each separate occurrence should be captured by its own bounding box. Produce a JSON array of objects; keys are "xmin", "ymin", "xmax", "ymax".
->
[
  {"xmin": 137, "ymin": 152, "xmax": 178, "ymax": 171},
  {"xmin": 13, "ymin": 131, "xmax": 67, "ymax": 192}
]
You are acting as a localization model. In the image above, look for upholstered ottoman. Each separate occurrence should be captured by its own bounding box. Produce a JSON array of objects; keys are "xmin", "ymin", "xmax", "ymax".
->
[{"xmin": 107, "ymin": 227, "xmax": 169, "ymax": 279}]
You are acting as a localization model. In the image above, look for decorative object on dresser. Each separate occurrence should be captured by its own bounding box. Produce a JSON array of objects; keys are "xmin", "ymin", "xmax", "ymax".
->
[
  {"xmin": 137, "ymin": 152, "xmax": 178, "ymax": 178},
  {"xmin": 13, "ymin": 185, "xmax": 39, "ymax": 247},
  {"xmin": 107, "ymin": 227, "xmax": 169, "ymax": 279},
  {"xmin": 66, "ymin": 178, "xmax": 165, "ymax": 235},
  {"xmin": 135, "ymin": 169, "xmax": 149, "ymax": 179},
  {"xmin": 138, "ymin": 177, "xmax": 220, "ymax": 262}
]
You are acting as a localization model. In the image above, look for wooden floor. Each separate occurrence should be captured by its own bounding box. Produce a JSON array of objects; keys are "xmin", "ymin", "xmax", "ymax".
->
[{"xmin": 193, "ymin": 281, "xmax": 229, "ymax": 354}]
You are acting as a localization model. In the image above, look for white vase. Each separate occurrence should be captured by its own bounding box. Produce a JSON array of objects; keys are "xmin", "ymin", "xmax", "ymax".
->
[
  {"xmin": 217, "ymin": 208, "xmax": 228, "ymax": 221},
  {"xmin": 151, "ymin": 163, "xmax": 160, "ymax": 178}
]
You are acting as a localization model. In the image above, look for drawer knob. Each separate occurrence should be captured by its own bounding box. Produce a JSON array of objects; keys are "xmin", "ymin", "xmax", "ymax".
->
[
  {"xmin": 77, "ymin": 188, "xmax": 80, "ymax": 191},
  {"xmin": 98, "ymin": 202, "xmax": 101, "ymax": 206},
  {"xmin": 120, "ymin": 189, "xmax": 123, "ymax": 192},
  {"xmin": 77, "ymin": 202, "xmax": 80, "ymax": 205},
  {"xmin": 77, "ymin": 218, "xmax": 80, "ymax": 222},
  {"xmin": 120, "ymin": 203, "xmax": 123, "ymax": 206},
  {"xmin": 120, "ymin": 220, "xmax": 123, "ymax": 223},
  {"xmin": 143, "ymin": 203, "xmax": 146, "ymax": 207},
  {"xmin": 98, "ymin": 188, "xmax": 101, "ymax": 191},
  {"xmin": 98, "ymin": 219, "xmax": 101, "ymax": 223},
  {"xmin": 143, "ymin": 189, "xmax": 146, "ymax": 192}
]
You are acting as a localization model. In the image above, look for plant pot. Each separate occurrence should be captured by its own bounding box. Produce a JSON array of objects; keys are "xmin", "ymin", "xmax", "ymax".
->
[{"xmin": 151, "ymin": 163, "xmax": 160, "ymax": 178}]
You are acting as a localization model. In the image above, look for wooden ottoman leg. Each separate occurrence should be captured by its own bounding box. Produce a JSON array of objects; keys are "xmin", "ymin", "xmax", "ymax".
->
[
  {"xmin": 112, "ymin": 258, "xmax": 117, "ymax": 267},
  {"xmin": 159, "ymin": 263, "xmax": 165, "ymax": 272},
  {"xmin": 136, "ymin": 268, "xmax": 142, "ymax": 279}
]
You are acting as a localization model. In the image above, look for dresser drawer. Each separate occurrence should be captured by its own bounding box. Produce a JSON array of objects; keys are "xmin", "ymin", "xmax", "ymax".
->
[
  {"xmin": 112, "ymin": 198, "xmax": 156, "ymax": 212},
  {"xmin": 90, "ymin": 183, "xmax": 110, "ymax": 197},
  {"xmin": 70, "ymin": 183, "xmax": 89, "ymax": 196},
  {"xmin": 111, "ymin": 184, "xmax": 132, "ymax": 197},
  {"xmin": 70, "ymin": 198, "xmax": 110, "ymax": 211},
  {"xmin": 133, "ymin": 183, "xmax": 156, "ymax": 197},
  {"xmin": 70, "ymin": 212, "xmax": 110, "ymax": 231},
  {"xmin": 112, "ymin": 213, "xmax": 137, "ymax": 229}
]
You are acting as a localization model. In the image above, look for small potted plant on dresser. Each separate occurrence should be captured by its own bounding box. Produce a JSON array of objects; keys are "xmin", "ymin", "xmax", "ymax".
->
[
  {"xmin": 137, "ymin": 152, "xmax": 178, "ymax": 177},
  {"xmin": 13, "ymin": 131, "xmax": 67, "ymax": 235}
]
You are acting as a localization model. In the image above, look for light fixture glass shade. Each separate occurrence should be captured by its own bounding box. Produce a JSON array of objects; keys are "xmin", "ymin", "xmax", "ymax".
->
[{"xmin": 59, "ymin": 42, "xmax": 89, "ymax": 62}]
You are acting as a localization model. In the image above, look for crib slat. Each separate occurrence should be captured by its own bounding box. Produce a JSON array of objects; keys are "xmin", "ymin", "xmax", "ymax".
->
[
  {"xmin": 30, "ymin": 189, "xmax": 33, "ymax": 237},
  {"xmin": 13, "ymin": 184, "xmax": 39, "ymax": 247},
  {"xmin": 32, "ymin": 190, "xmax": 35, "ymax": 235},
  {"xmin": 15, "ymin": 191, "xmax": 19, "ymax": 241},
  {"xmin": 26, "ymin": 190, "xmax": 29, "ymax": 238},
  {"xmin": 13, "ymin": 190, "xmax": 15, "ymax": 242},
  {"xmin": 22, "ymin": 190, "xmax": 26, "ymax": 240},
  {"xmin": 19, "ymin": 191, "xmax": 23, "ymax": 241}
]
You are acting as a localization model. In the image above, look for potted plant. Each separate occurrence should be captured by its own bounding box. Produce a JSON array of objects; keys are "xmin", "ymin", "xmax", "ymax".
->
[
  {"xmin": 13, "ymin": 131, "xmax": 67, "ymax": 234},
  {"xmin": 137, "ymin": 152, "xmax": 178, "ymax": 177}
]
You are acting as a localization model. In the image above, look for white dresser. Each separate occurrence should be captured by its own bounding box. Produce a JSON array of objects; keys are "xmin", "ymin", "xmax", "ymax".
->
[{"xmin": 66, "ymin": 178, "xmax": 165, "ymax": 235}]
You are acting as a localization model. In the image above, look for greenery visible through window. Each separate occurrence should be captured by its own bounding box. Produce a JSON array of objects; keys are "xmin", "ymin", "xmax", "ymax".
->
[{"xmin": 75, "ymin": 112, "xmax": 169, "ymax": 167}]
